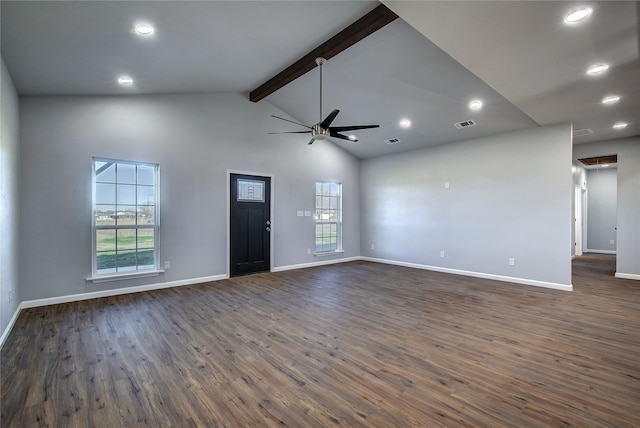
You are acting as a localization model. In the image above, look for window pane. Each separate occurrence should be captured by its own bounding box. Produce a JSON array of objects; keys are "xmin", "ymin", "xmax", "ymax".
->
[
  {"xmin": 329, "ymin": 196, "xmax": 338, "ymax": 209},
  {"xmin": 117, "ymin": 229, "xmax": 136, "ymax": 250},
  {"xmin": 237, "ymin": 179, "xmax": 265, "ymax": 202},
  {"xmin": 137, "ymin": 249, "xmax": 155, "ymax": 270},
  {"xmin": 96, "ymin": 230, "xmax": 116, "ymax": 252},
  {"xmin": 137, "ymin": 229, "xmax": 154, "ymax": 249},
  {"xmin": 96, "ymin": 252, "xmax": 116, "ymax": 273},
  {"xmin": 95, "ymin": 162, "xmax": 115, "ymax": 183},
  {"xmin": 137, "ymin": 206, "xmax": 155, "ymax": 225},
  {"xmin": 95, "ymin": 205, "xmax": 115, "ymax": 226},
  {"xmin": 116, "ymin": 250, "xmax": 137, "ymax": 272},
  {"xmin": 117, "ymin": 163, "xmax": 136, "ymax": 184},
  {"xmin": 96, "ymin": 183, "xmax": 115, "ymax": 205},
  {"xmin": 137, "ymin": 185, "xmax": 155, "ymax": 205},
  {"xmin": 115, "ymin": 206, "xmax": 137, "ymax": 225},
  {"xmin": 322, "ymin": 197, "xmax": 331, "ymax": 211},
  {"xmin": 117, "ymin": 184, "xmax": 136, "ymax": 205},
  {"xmin": 137, "ymin": 165, "xmax": 155, "ymax": 185}
]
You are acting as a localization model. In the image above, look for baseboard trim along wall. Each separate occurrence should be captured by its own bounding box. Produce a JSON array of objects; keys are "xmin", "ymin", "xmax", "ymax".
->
[
  {"xmin": 361, "ymin": 257, "xmax": 573, "ymax": 291},
  {"xmin": 0, "ymin": 304, "xmax": 23, "ymax": 349},
  {"xmin": 20, "ymin": 274, "xmax": 229, "ymax": 310},
  {"xmin": 586, "ymin": 249, "xmax": 617, "ymax": 255},
  {"xmin": 272, "ymin": 256, "xmax": 361, "ymax": 273},
  {"xmin": 615, "ymin": 272, "xmax": 640, "ymax": 280}
]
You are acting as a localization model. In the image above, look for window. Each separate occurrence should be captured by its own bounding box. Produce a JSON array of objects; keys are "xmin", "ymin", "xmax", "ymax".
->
[
  {"xmin": 92, "ymin": 158, "xmax": 159, "ymax": 278},
  {"xmin": 237, "ymin": 179, "xmax": 265, "ymax": 202},
  {"xmin": 315, "ymin": 181, "xmax": 342, "ymax": 253}
]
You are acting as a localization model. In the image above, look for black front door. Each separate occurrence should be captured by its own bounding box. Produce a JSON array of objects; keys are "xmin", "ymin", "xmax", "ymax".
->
[{"xmin": 230, "ymin": 174, "xmax": 271, "ymax": 276}]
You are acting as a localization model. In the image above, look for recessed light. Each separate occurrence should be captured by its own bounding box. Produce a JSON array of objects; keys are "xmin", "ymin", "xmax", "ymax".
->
[
  {"xmin": 601, "ymin": 164, "xmax": 609, "ymax": 168},
  {"xmin": 469, "ymin": 99, "xmax": 483, "ymax": 110},
  {"xmin": 602, "ymin": 95, "xmax": 620, "ymax": 105},
  {"xmin": 348, "ymin": 135, "xmax": 357, "ymax": 141},
  {"xmin": 118, "ymin": 76, "xmax": 133, "ymax": 85},
  {"xmin": 135, "ymin": 24, "xmax": 154, "ymax": 35},
  {"xmin": 613, "ymin": 122, "xmax": 627, "ymax": 129},
  {"xmin": 564, "ymin": 7, "xmax": 592, "ymax": 24},
  {"xmin": 587, "ymin": 64, "xmax": 609, "ymax": 75},
  {"xmin": 399, "ymin": 119, "xmax": 411, "ymax": 128}
]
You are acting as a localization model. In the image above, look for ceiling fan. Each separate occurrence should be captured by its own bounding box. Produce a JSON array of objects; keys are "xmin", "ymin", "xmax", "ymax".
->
[{"xmin": 270, "ymin": 57, "xmax": 379, "ymax": 145}]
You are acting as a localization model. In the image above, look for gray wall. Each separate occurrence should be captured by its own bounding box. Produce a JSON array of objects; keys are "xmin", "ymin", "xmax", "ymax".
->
[
  {"xmin": 19, "ymin": 93, "xmax": 360, "ymax": 301},
  {"xmin": 574, "ymin": 138, "xmax": 640, "ymax": 279},
  {"xmin": 586, "ymin": 168, "xmax": 617, "ymax": 253},
  {"xmin": 1, "ymin": 56, "xmax": 21, "ymax": 334},
  {"xmin": 360, "ymin": 123, "xmax": 573, "ymax": 287}
]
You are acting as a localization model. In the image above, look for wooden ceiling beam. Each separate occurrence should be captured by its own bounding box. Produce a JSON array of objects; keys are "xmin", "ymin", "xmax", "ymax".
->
[
  {"xmin": 578, "ymin": 155, "xmax": 618, "ymax": 166},
  {"xmin": 249, "ymin": 4, "xmax": 398, "ymax": 103}
]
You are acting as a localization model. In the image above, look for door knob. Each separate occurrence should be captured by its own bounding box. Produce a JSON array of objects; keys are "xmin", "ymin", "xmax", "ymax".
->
[
  {"xmin": 266, "ymin": 226, "xmax": 271, "ymax": 232},
  {"xmin": 266, "ymin": 220, "xmax": 271, "ymax": 225}
]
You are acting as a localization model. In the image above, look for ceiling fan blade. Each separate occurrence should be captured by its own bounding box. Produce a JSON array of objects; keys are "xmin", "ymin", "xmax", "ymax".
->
[
  {"xmin": 308, "ymin": 137, "xmax": 316, "ymax": 145},
  {"xmin": 330, "ymin": 132, "xmax": 357, "ymax": 142},
  {"xmin": 268, "ymin": 131, "xmax": 311, "ymax": 134},
  {"xmin": 319, "ymin": 109, "xmax": 340, "ymax": 129},
  {"xmin": 271, "ymin": 115, "xmax": 312, "ymax": 129},
  {"xmin": 330, "ymin": 124, "xmax": 380, "ymax": 132}
]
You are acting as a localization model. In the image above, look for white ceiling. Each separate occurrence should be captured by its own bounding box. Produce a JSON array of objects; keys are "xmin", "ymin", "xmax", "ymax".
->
[{"xmin": 2, "ymin": 1, "xmax": 638, "ymax": 159}]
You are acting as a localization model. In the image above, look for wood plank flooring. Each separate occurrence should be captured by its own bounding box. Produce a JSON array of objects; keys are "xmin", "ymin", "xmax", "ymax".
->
[{"xmin": 2, "ymin": 257, "xmax": 639, "ymax": 427}]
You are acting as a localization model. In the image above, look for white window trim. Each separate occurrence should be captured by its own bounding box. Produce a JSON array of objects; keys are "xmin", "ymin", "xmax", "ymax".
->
[
  {"xmin": 89, "ymin": 158, "xmax": 161, "ymax": 282},
  {"xmin": 314, "ymin": 180, "xmax": 343, "ymax": 255}
]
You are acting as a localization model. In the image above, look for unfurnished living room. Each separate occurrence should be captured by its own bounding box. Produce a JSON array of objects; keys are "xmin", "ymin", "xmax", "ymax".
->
[{"xmin": 1, "ymin": 1, "xmax": 639, "ymax": 426}]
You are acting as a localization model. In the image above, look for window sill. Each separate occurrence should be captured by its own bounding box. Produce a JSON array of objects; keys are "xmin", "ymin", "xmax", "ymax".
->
[
  {"xmin": 314, "ymin": 250, "xmax": 345, "ymax": 257},
  {"xmin": 86, "ymin": 269, "xmax": 164, "ymax": 284}
]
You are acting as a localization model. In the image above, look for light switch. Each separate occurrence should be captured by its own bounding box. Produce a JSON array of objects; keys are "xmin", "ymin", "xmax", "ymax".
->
[
  {"xmin": 304, "ymin": 211, "xmax": 311, "ymax": 217},
  {"xmin": 297, "ymin": 210, "xmax": 304, "ymax": 217}
]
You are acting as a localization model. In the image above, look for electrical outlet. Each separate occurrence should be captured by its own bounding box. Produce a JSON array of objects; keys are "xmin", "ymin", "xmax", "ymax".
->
[
  {"xmin": 440, "ymin": 250, "xmax": 445, "ymax": 258},
  {"xmin": 307, "ymin": 248, "xmax": 311, "ymax": 254},
  {"xmin": 508, "ymin": 258, "xmax": 516, "ymax": 266},
  {"xmin": 371, "ymin": 244, "xmax": 375, "ymax": 250},
  {"xmin": 164, "ymin": 261, "xmax": 171, "ymax": 269},
  {"xmin": 445, "ymin": 182, "xmax": 450, "ymax": 189},
  {"xmin": 610, "ymin": 239, "xmax": 615, "ymax": 245}
]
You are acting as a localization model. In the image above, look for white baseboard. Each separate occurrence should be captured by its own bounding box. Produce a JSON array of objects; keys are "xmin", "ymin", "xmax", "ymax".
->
[
  {"xmin": 272, "ymin": 256, "xmax": 361, "ymax": 273},
  {"xmin": 585, "ymin": 249, "xmax": 617, "ymax": 255},
  {"xmin": 1, "ymin": 303, "xmax": 23, "ymax": 349},
  {"xmin": 20, "ymin": 274, "xmax": 229, "ymax": 309},
  {"xmin": 615, "ymin": 272, "xmax": 640, "ymax": 280},
  {"xmin": 361, "ymin": 257, "xmax": 573, "ymax": 291}
]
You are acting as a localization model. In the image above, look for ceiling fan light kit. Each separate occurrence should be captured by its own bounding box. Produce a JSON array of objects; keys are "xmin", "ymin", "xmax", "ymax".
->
[{"xmin": 269, "ymin": 57, "xmax": 379, "ymax": 145}]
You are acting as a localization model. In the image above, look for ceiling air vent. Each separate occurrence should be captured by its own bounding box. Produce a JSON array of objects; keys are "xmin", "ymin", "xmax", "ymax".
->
[
  {"xmin": 385, "ymin": 138, "xmax": 401, "ymax": 145},
  {"xmin": 573, "ymin": 128, "xmax": 593, "ymax": 137},
  {"xmin": 454, "ymin": 119, "xmax": 476, "ymax": 129}
]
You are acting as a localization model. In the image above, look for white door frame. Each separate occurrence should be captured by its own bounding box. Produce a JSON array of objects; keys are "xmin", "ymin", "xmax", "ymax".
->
[{"xmin": 574, "ymin": 185, "xmax": 584, "ymax": 256}]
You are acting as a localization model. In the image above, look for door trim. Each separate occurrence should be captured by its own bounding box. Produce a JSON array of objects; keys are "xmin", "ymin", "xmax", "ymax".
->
[{"xmin": 227, "ymin": 170, "xmax": 274, "ymax": 277}]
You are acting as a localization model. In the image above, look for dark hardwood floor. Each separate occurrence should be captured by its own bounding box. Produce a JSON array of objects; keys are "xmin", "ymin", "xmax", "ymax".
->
[{"xmin": 2, "ymin": 257, "xmax": 639, "ymax": 427}]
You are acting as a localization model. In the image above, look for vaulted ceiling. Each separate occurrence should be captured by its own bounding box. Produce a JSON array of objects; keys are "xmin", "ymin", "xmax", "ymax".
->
[{"xmin": 2, "ymin": 1, "xmax": 638, "ymax": 159}]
